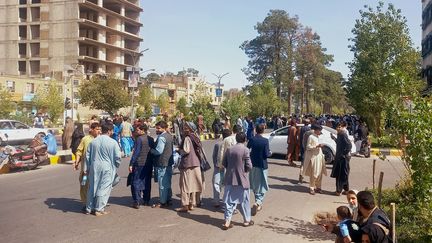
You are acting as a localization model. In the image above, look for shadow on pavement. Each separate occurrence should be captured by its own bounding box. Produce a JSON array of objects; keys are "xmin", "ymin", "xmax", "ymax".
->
[
  {"xmin": 259, "ymin": 216, "xmax": 335, "ymax": 241},
  {"xmin": 268, "ymin": 175, "xmax": 300, "ymax": 185},
  {"xmin": 44, "ymin": 197, "xmax": 83, "ymax": 213},
  {"xmin": 177, "ymin": 211, "xmax": 225, "ymax": 229},
  {"xmin": 269, "ymin": 184, "xmax": 310, "ymax": 193}
]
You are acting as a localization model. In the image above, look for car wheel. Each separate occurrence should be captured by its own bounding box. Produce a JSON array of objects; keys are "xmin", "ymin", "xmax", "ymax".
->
[{"xmin": 322, "ymin": 146, "xmax": 334, "ymax": 164}]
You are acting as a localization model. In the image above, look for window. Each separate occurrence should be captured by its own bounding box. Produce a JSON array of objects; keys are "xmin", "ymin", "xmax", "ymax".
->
[
  {"xmin": 26, "ymin": 82, "xmax": 35, "ymax": 93},
  {"xmin": 274, "ymin": 127, "xmax": 288, "ymax": 136},
  {"xmin": 6, "ymin": 80, "xmax": 15, "ymax": 92},
  {"xmin": 0, "ymin": 122, "xmax": 13, "ymax": 130},
  {"xmin": 12, "ymin": 121, "xmax": 28, "ymax": 129}
]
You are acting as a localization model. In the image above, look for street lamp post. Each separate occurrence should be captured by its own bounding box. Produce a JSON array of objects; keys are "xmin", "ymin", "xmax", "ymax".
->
[
  {"xmin": 126, "ymin": 48, "xmax": 149, "ymax": 120},
  {"xmin": 212, "ymin": 72, "xmax": 229, "ymax": 104}
]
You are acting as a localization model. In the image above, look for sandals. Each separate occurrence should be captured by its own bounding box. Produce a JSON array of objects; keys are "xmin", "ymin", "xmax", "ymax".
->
[
  {"xmin": 222, "ymin": 223, "xmax": 234, "ymax": 230},
  {"xmin": 175, "ymin": 207, "xmax": 189, "ymax": 213},
  {"xmin": 243, "ymin": 220, "xmax": 255, "ymax": 227}
]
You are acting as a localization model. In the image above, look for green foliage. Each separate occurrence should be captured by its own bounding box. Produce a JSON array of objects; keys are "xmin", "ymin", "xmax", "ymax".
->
[
  {"xmin": 78, "ymin": 75, "xmax": 129, "ymax": 116},
  {"xmin": 190, "ymin": 82, "xmax": 216, "ymax": 129},
  {"xmin": 221, "ymin": 92, "xmax": 250, "ymax": 122},
  {"xmin": 176, "ymin": 96, "xmax": 189, "ymax": 115},
  {"xmin": 156, "ymin": 92, "xmax": 170, "ymax": 113},
  {"xmin": 345, "ymin": 2, "xmax": 422, "ymax": 137},
  {"xmin": 247, "ymin": 79, "xmax": 281, "ymax": 118},
  {"xmin": 378, "ymin": 96, "xmax": 432, "ymax": 242},
  {"xmin": 137, "ymin": 85, "xmax": 153, "ymax": 117},
  {"xmin": 0, "ymin": 87, "xmax": 15, "ymax": 118},
  {"xmin": 241, "ymin": 9, "xmax": 347, "ymax": 115},
  {"xmin": 32, "ymin": 82, "xmax": 64, "ymax": 124},
  {"xmin": 241, "ymin": 9, "xmax": 298, "ymax": 99},
  {"xmin": 375, "ymin": 179, "xmax": 432, "ymax": 242}
]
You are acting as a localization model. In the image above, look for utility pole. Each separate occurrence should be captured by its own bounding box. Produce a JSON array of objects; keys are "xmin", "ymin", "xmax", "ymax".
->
[
  {"xmin": 126, "ymin": 48, "xmax": 149, "ymax": 120},
  {"xmin": 212, "ymin": 72, "xmax": 229, "ymax": 105}
]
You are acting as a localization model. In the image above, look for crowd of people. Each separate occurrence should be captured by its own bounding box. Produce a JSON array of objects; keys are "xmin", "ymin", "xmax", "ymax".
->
[{"xmin": 65, "ymin": 113, "xmax": 390, "ymax": 242}]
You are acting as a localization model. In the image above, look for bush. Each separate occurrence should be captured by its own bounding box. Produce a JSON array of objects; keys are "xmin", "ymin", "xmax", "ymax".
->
[{"xmin": 374, "ymin": 179, "xmax": 432, "ymax": 242}]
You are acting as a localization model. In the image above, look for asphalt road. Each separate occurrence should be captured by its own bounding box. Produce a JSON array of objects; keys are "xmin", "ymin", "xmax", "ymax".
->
[{"xmin": 0, "ymin": 138, "xmax": 406, "ymax": 243}]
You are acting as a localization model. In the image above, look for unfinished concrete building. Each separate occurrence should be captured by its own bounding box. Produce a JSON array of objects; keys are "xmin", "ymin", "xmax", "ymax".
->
[{"xmin": 0, "ymin": 0, "xmax": 143, "ymax": 80}]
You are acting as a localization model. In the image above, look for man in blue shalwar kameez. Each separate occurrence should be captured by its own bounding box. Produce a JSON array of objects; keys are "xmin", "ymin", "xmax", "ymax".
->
[
  {"xmin": 85, "ymin": 122, "xmax": 121, "ymax": 216},
  {"xmin": 247, "ymin": 124, "xmax": 271, "ymax": 216}
]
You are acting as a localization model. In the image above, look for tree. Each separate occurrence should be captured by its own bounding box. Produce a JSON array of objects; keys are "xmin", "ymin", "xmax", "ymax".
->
[
  {"xmin": 0, "ymin": 87, "xmax": 15, "ymax": 118},
  {"xmin": 190, "ymin": 81, "xmax": 216, "ymax": 129},
  {"xmin": 78, "ymin": 75, "xmax": 129, "ymax": 116},
  {"xmin": 33, "ymin": 82, "xmax": 64, "ymax": 124},
  {"xmin": 177, "ymin": 68, "xmax": 199, "ymax": 77},
  {"xmin": 295, "ymin": 27, "xmax": 334, "ymax": 114},
  {"xmin": 221, "ymin": 92, "xmax": 250, "ymax": 122},
  {"xmin": 313, "ymin": 69, "xmax": 349, "ymax": 114},
  {"xmin": 144, "ymin": 73, "xmax": 160, "ymax": 83},
  {"xmin": 346, "ymin": 2, "xmax": 422, "ymax": 136},
  {"xmin": 156, "ymin": 92, "xmax": 170, "ymax": 113},
  {"xmin": 176, "ymin": 96, "xmax": 189, "ymax": 115},
  {"xmin": 247, "ymin": 79, "xmax": 281, "ymax": 118},
  {"xmin": 136, "ymin": 84, "xmax": 153, "ymax": 117},
  {"xmin": 241, "ymin": 10, "xmax": 300, "ymax": 113}
]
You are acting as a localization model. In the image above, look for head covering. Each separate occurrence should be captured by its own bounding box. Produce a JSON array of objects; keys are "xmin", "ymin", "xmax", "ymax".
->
[
  {"xmin": 185, "ymin": 121, "xmax": 197, "ymax": 132},
  {"xmin": 311, "ymin": 124, "xmax": 322, "ymax": 135}
]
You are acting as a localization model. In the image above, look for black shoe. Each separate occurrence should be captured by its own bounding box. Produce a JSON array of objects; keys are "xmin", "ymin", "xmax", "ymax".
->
[
  {"xmin": 142, "ymin": 201, "xmax": 150, "ymax": 206},
  {"xmin": 132, "ymin": 202, "xmax": 140, "ymax": 209}
]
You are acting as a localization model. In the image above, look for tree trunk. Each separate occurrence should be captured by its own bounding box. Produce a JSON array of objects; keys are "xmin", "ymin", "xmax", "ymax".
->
[
  {"xmin": 287, "ymin": 88, "xmax": 292, "ymax": 116},
  {"xmin": 374, "ymin": 114, "xmax": 382, "ymax": 137},
  {"xmin": 300, "ymin": 79, "xmax": 304, "ymax": 115}
]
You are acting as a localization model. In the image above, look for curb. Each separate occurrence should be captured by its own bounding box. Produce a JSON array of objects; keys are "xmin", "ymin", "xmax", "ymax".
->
[
  {"xmin": 371, "ymin": 148, "xmax": 403, "ymax": 157},
  {"xmin": 49, "ymin": 150, "xmax": 75, "ymax": 165},
  {"xmin": 199, "ymin": 133, "xmax": 215, "ymax": 141}
]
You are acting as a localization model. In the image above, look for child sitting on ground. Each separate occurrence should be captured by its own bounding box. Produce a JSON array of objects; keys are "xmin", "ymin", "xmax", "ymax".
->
[{"xmin": 336, "ymin": 206, "xmax": 362, "ymax": 243}]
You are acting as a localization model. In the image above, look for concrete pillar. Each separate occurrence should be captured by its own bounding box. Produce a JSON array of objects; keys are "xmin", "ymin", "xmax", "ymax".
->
[{"xmin": 98, "ymin": 0, "xmax": 103, "ymax": 7}]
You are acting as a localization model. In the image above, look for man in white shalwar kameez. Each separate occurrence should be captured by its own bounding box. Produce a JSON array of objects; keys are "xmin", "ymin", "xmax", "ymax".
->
[
  {"xmin": 302, "ymin": 124, "xmax": 327, "ymax": 195},
  {"xmin": 85, "ymin": 122, "xmax": 121, "ymax": 216}
]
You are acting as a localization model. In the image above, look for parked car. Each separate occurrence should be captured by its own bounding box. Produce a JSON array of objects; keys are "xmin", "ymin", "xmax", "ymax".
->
[
  {"xmin": 0, "ymin": 120, "xmax": 49, "ymax": 146},
  {"xmin": 262, "ymin": 125, "xmax": 356, "ymax": 164}
]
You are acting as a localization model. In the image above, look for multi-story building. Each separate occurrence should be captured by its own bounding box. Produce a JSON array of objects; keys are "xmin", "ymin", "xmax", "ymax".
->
[
  {"xmin": 0, "ymin": 0, "xmax": 142, "ymax": 79},
  {"xmin": 422, "ymin": 0, "xmax": 432, "ymax": 95},
  {"xmin": 0, "ymin": 0, "xmax": 143, "ymax": 119},
  {"xmin": 186, "ymin": 76, "xmax": 224, "ymax": 107}
]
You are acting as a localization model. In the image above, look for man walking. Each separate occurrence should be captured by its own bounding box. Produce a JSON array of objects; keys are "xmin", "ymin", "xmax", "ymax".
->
[
  {"xmin": 247, "ymin": 124, "xmax": 271, "ymax": 215},
  {"xmin": 151, "ymin": 121, "xmax": 174, "ymax": 208},
  {"xmin": 85, "ymin": 122, "xmax": 121, "ymax": 216},
  {"xmin": 331, "ymin": 121, "xmax": 353, "ymax": 196},
  {"xmin": 120, "ymin": 116, "xmax": 134, "ymax": 157},
  {"xmin": 73, "ymin": 122, "xmax": 101, "ymax": 212}
]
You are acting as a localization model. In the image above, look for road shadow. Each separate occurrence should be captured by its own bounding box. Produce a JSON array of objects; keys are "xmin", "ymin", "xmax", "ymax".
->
[
  {"xmin": 176, "ymin": 211, "xmax": 225, "ymax": 229},
  {"xmin": 268, "ymin": 175, "xmax": 300, "ymax": 185},
  {"xmin": 108, "ymin": 196, "xmax": 133, "ymax": 208},
  {"xmin": 44, "ymin": 197, "xmax": 83, "ymax": 213},
  {"xmin": 259, "ymin": 216, "xmax": 335, "ymax": 241},
  {"xmin": 269, "ymin": 183, "xmax": 310, "ymax": 194}
]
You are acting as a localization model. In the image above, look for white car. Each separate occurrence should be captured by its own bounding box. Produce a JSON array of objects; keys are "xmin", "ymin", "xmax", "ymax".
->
[
  {"xmin": 0, "ymin": 120, "xmax": 49, "ymax": 146},
  {"xmin": 262, "ymin": 125, "xmax": 356, "ymax": 164}
]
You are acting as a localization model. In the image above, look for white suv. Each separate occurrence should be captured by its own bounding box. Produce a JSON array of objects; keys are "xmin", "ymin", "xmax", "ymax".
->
[{"xmin": 0, "ymin": 120, "xmax": 49, "ymax": 146}]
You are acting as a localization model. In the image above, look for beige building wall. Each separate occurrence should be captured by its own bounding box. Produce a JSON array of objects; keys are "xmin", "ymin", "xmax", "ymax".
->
[{"xmin": 0, "ymin": 0, "xmax": 143, "ymax": 119}]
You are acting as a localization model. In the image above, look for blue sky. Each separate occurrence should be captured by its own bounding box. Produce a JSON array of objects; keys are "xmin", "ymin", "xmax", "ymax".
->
[{"xmin": 139, "ymin": 0, "xmax": 421, "ymax": 89}]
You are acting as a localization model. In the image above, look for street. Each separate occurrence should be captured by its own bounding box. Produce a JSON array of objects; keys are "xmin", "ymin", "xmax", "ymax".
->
[{"xmin": 0, "ymin": 139, "xmax": 406, "ymax": 243}]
